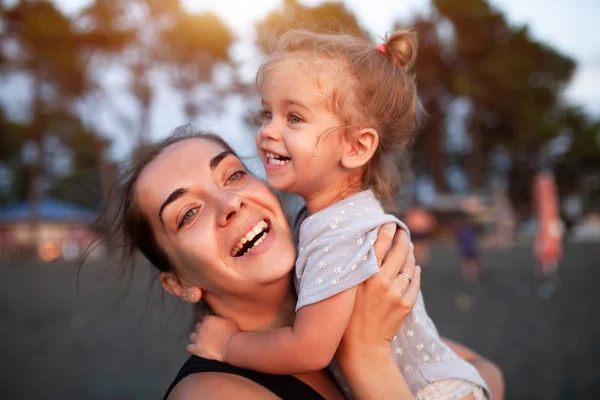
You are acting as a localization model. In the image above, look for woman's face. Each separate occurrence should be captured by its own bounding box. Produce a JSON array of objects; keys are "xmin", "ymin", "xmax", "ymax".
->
[{"xmin": 135, "ymin": 138, "xmax": 296, "ymax": 302}]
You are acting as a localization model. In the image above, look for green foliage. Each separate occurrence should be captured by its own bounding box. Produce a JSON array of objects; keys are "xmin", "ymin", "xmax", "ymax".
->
[
  {"xmin": 0, "ymin": 0, "xmax": 234, "ymax": 208},
  {"xmin": 80, "ymin": 0, "xmax": 235, "ymax": 137},
  {"xmin": 255, "ymin": 0, "xmax": 369, "ymax": 53},
  {"xmin": 158, "ymin": 10, "xmax": 234, "ymax": 118},
  {"xmin": 2, "ymin": 1, "xmax": 88, "ymax": 99},
  {"xmin": 406, "ymin": 0, "xmax": 590, "ymax": 211}
]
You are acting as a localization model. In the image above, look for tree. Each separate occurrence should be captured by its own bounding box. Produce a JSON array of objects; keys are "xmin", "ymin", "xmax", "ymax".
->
[
  {"xmin": 158, "ymin": 9, "xmax": 234, "ymax": 120},
  {"xmin": 80, "ymin": 0, "xmax": 235, "ymax": 143},
  {"xmin": 40, "ymin": 110, "xmax": 111, "ymax": 209},
  {"xmin": 255, "ymin": 0, "xmax": 369, "ymax": 52},
  {"xmin": 408, "ymin": 17, "xmax": 454, "ymax": 192},
  {"xmin": 431, "ymin": 0, "xmax": 575, "ymax": 190},
  {"xmin": 1, "ymin": 1, "xmax": 91, "ymax": 214},
  {"xmin": 0, "ymin": 109, "xmax": 28, "ymax": 204}
]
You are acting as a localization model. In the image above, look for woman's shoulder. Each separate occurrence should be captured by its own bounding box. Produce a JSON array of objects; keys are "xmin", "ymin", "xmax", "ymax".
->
[
  {"xmin": 164, "ymin": 356, "xmax": 325, "ymax": 400},
  {"xmin": 167, "ymin": 371, "xmax": 280, "ymax": 400}
]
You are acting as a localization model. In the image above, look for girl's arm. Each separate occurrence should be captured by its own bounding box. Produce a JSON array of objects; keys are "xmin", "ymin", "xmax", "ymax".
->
[
  {"xmin": 191, "ymin": 287, "xmax": 358, "ymax": 374},
  {"xmin": 226, "ymin": 287, "xmax": 357, "ymax": 373}
]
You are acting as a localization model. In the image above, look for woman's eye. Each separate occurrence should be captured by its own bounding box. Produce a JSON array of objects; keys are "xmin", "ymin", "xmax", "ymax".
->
[
  {"xmin": 288, "ymin": 114, "xmax": 302, "ymax": 124},
  {"xmin": 225, "ymin": 170, "xmax": 246, "ymax": 186},
  {"xmin": 179, "ymin": 208, "xmax": 198, "ymax": 228}
]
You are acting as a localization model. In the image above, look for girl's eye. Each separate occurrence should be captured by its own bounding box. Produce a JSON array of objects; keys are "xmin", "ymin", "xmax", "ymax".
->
[
  {"xmin": 260, "ymin": 110, "xmax": 272, "ymax": 123},
  {"xmin": 179, "ymin": 208, "xmax": 198, "ymax": 229},
  {"xmin": 288, "ymin": 114, "xmax": 302, "ymax": 124},
  {"xmin": 225, "ymin": 170, "xmax": 246, "ymax": 186}
]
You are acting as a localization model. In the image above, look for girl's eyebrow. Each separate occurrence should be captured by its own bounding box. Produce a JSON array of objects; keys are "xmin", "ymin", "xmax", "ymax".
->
[
  {"xmin": 284, "ymin": 99, "xmax": 310, "ymax": 111},
  {"xmin": 261, "ymin": 99, "xmax": 309, "ymax": 112}
]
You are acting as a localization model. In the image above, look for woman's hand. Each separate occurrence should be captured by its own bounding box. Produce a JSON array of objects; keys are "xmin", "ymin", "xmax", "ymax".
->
[
  {"xmin": 339, "ymin": 223, "xmax": 421, "ymax": 357},
  {"xmin": 336, "ymin": 223, "xmax": 420, "ymax": 399}
]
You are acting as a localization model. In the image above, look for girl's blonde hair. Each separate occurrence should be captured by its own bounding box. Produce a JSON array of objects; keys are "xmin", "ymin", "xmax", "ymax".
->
[{"xmin": 256, "ymin": 29, "xmax": 421, "ymax": 210}]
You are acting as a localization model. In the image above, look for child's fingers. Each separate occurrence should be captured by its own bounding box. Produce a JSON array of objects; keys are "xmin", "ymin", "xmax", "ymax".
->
[
  {"xmin": 186, "ymin": 343, "xmax": 197, "ymax": 354},
  {"xmin": 373, "ymin": 223, "xmax": 397, "ymax": 265}
]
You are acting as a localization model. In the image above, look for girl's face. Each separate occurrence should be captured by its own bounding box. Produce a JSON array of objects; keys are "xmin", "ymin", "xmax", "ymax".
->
[
  {"xmin": 135, "ymin": 138, "xmax": 296, "ymax": 303},
  {"xmin": 256, "ymin": 58, "xmax": 349, "ymax": 202}
]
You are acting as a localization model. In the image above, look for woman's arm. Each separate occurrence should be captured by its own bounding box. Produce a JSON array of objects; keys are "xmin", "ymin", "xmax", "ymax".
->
[
  {"xmin": 336, "ymin": 224, "xmax": 420, "ymax": 400},
  {"xmin": 441, "ymin": 337, "xmax": 505, "ymax": 400}
]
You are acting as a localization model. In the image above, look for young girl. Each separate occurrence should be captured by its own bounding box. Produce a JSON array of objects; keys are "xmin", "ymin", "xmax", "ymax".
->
[{"xmin": 189, "ymin": 29, "xmax": 490, "ymax": 399}]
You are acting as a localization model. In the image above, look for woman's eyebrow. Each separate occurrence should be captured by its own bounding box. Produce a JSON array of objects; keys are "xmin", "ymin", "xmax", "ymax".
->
[
  {"xmin": 159, "ymin": 188, "xmax": 188, "ymax": 226},
  {"xmin": 158, "ymin": 151, "xmax": 235, "ymax": 226},
  {"xmin": 210, "ymin": 150, "xmax": 235, "ymax": 171}
]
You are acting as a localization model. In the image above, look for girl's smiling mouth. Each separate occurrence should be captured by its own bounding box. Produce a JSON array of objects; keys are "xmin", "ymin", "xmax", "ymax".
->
[{"xmin": 265, "ymin": 151, "xmax": 291, "ymax": 167}]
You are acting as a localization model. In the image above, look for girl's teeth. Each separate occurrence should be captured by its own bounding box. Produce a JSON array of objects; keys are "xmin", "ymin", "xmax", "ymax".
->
[
  {"xmin": 267, "ymin": 158, "xmax": 289, "ymax": 166},
  {"xmin": 241, "ymin": 237, "xmax": 247, "ymax": 244}
]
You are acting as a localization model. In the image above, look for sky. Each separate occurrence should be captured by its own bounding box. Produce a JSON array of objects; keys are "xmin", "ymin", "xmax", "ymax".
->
[{"xmin": 1, "ymin": 0, "xmax": 599, "ymax": 161}]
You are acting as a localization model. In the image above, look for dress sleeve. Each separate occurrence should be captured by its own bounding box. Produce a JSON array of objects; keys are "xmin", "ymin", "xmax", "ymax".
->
[{"xmin": 295, "ymin": 223, "xmax": 381, "ymax": 311}]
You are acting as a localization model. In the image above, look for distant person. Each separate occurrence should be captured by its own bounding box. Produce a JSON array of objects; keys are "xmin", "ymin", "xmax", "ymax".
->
[
  {"xmin": 561, "ymin": 193, "xmax": 583, "ymax": 239},
  {"xmin": 533, "ymin": 170, "xmax": 563, "ymax": 297},
  {"xmin": 456, "ymin": 216, "xmax": 480, "ymax": 282},
  {"xmin": 491, "ymin": 187, "xmax": 515, "ymax": 247},
  {"xmin": 405, "ymin": 205, "xmax": 437, "ymax": 267}
]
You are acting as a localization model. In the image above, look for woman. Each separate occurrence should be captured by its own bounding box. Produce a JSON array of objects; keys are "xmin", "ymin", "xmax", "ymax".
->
[{"xmin": 109, "ymin": 126, "xmax": 503, "ymax": 399}]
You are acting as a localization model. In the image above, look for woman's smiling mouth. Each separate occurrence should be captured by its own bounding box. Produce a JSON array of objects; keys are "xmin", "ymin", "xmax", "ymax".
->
[{"xmin": 231, "ymin": 219, "xmax": 271, "ymax": 257}]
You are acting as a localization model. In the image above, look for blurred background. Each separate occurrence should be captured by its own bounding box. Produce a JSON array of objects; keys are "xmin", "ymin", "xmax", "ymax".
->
[{"xmin": 1, "ymin": 0, "xmax": 599, "ymax": 398}]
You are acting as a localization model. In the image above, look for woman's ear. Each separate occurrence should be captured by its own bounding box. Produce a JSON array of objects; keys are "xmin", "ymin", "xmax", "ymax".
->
[
  {"xmin": 160, "ymin": 272, "xmax": 203, "ymax": 304},
  {"xmin": 341, "ymin": 128, "xmax": 379, "ymax": 169}
]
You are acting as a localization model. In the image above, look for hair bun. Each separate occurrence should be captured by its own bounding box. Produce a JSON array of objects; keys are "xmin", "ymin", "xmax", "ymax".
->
[{"xmin": 385, "ymin": 30, "xmax": 417, "ymax": 69}]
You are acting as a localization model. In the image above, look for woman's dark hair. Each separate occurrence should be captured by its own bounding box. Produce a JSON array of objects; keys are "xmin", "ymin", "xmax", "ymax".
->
[{"xmin": 106, "ymin": 125, "xmax": 236, "ymax": 275}]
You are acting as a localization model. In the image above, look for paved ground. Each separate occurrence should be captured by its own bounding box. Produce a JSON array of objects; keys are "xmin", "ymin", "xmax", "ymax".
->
[{"xmin": 0, "ymin": 242, "xmax": 599, "ymax": 399}]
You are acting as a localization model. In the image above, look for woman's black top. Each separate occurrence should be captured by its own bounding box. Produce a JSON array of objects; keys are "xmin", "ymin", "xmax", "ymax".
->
[{"xmin": 163, "ymin": 355, "xmax": 326, "ymax": 399}]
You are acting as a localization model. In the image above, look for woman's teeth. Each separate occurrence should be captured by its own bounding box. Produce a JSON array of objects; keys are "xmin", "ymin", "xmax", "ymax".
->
[
  {"xmin": 265, "ymin": 151, "xmax": 290, "ymax": 166},
  {"xmin": 231, "ymin": 220, "xmax": 269, "ymax": 257}
]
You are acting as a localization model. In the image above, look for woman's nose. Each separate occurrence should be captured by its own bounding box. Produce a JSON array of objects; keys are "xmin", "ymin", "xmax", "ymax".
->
[{"xmin": 217, "ymin": 192, "xmax": 245, "ymax": 226}]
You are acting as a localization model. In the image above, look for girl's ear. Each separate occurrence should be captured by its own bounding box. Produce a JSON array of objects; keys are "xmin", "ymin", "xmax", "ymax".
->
[
  {"xmin": 341, "ymin": 128, "xmax": 379, "ymax": 169},
  {"xmin": 160, "ymin": 272, "xmax": 203, "ymax": 304}
]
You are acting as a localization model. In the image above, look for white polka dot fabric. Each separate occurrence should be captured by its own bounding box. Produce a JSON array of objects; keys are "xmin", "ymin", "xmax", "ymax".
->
[{"xmin": 294, "ymin": 191, "xmax": 490, "ymax": 398}]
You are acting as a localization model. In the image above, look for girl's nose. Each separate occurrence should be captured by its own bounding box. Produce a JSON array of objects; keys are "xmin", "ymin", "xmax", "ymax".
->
[{"xmin": 259, "ymin": 120, "xmax": 282, "ymax": 141}]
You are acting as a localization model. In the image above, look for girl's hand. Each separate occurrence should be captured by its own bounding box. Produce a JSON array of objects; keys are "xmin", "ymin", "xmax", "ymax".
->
[
  {"xmin": 187, "ymin": 315, "xmax": 239, "ymax": 362},
  {"xmin": 338, "ymin": 223, "xmax": 421, "ymax": 358}
]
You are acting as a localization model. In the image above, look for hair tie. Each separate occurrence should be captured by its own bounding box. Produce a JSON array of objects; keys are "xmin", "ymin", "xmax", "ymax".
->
[{"xmin": 375, "ymin": 44, "xmax": 387, "ymax": 54}]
